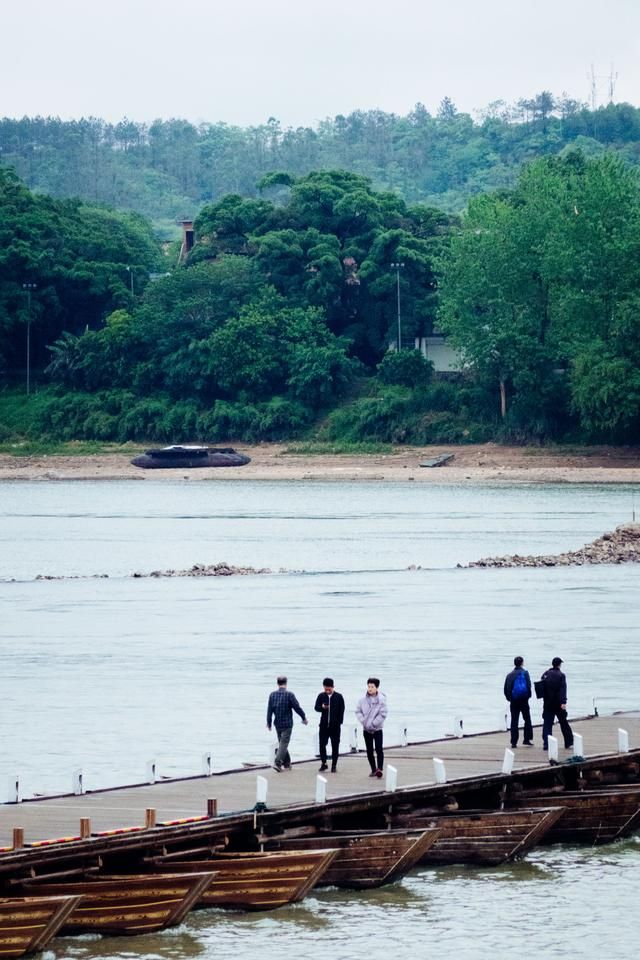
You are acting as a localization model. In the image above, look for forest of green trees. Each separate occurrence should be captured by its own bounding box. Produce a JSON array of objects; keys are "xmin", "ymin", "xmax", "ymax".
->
[
  {"xmin": 3, "ymin": 95, "xmax": 640, "ymax": 235},
  {"xmin": 2, "ymin": 93, "xmax": 640, "ymax": 447}
]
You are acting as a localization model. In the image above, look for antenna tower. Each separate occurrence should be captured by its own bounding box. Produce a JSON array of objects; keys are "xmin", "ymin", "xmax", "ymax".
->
[
  {"xmin": 587, "ymin": 63, "xmax": 618, "ymax": 110},
  {"xmin": 608, "ymin": 64, "xmax": 618, "ymax": 103},
  {"xmin": 588, "ymin": 64, "xmax": 597, "ymax": 112}
]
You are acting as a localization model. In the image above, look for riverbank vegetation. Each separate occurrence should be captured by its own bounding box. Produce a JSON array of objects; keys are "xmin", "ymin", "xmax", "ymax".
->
[
  {"xmin": 0, "ymin": 166, "xmax": 162, "ymax": 383},
  {"xmin": 2, "ymin": 120, "xmax": 640, "ymax": 445},
  {"xmin": 439, "ymin": 151, "xmax": 640, "ymax": 442}
]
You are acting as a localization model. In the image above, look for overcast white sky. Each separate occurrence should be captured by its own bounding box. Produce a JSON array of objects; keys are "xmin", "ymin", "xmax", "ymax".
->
[{"xmin": 2, "ymin": 0, "xmax": 639, "ymax": 127}]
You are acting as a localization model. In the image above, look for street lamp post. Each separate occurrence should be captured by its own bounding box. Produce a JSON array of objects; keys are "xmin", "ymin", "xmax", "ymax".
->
[
  {"xmin": 390, "ymin": 262, "xmax": 405, "ymax": 351},
  {"xmin": 126, "ymin": 266, "xmax": 134, "ymax": 295},
  {"xmin": 22, "ymin": 283, "xmax": 37, "ymax": 395}
]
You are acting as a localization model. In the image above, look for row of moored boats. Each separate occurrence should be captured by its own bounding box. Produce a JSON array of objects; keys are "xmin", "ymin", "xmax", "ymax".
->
[{"xmin": 2, "ymin": 782, "xmax": 639, "ymax": 956}]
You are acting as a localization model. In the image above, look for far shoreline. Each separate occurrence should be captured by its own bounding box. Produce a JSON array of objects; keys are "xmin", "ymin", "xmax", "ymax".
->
[{"xmin": 2, "ymin": 443, "xmax": 640, "ymax": 484}]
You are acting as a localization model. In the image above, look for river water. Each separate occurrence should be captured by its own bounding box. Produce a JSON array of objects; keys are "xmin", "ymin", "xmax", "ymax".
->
[{"xmin": 1, "ymin": 478, "xmax": 639, "ymax": 958}]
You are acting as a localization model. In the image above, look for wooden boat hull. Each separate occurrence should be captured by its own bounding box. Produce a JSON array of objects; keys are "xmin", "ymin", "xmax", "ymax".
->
[
  {"xmin": 0, "ymin": 895, "xmax": 81, "ymax": 958},
  {"xmin": 147, "ymin": 849, "xmax": 337, "ymax": 910},
  {"xmin": 263, "ymin": 829, "xmax": 438, "ymax": 889},
  {"xmin": 510, "ymin": 787, "xmax": 640, "ymax": 845},
  {"xmin": 16, "ymin": 873, "xmax": 214, "ymax": 936},
  {"xmin": 395, "ymin": 807, "xmax": 564, "ymax": 866}
]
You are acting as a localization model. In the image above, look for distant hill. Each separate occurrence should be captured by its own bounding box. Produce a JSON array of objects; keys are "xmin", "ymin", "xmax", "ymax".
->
[{"xmin": 2, "ymin": 94, "xmax": 640, "ymax": 237}]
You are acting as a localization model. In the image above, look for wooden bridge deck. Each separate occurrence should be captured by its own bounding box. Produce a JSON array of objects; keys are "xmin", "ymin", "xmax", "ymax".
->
[{"xmin": 1, "ymin": 712, "xmax": 638, "ymax": 849}]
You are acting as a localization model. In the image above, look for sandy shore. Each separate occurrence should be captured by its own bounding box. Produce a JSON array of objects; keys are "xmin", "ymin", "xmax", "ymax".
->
[{"xmin": 2, "ymin": 443, "xmax": 640, "ymax": 483}]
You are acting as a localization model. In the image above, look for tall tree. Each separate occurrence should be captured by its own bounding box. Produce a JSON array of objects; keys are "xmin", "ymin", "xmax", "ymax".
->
[{"xmin": 437, "ymin": 151, "xmax": 640, "ymax": 438}]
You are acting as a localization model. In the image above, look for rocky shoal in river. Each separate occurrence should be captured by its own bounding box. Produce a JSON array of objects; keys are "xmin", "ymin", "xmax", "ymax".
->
[
  {"xmin": 26, "ymin": 526, "xmax": 640, "ymax": 579},
  {"xmin": 32, "ymin": 562, "xmax": 271, "ymax": 581},
  {"xmin": 140, "ymin": 562, "xmax": 271, "ymax": 578},
  {"xmin": 466, "ymin": 523, "xmax": 640, "ymax": 568}
]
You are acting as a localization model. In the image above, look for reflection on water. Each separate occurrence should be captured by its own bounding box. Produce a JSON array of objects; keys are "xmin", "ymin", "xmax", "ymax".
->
[
  {"xmin": 53, "ymin": 924, "xmax": 205, "ymax": 960},
  {"xmin": 2, "ymin": 479, "xmax": 639, "ymax": 959}
]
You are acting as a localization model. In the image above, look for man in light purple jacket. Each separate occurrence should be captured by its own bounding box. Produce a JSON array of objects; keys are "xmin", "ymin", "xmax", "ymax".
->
[{"xmin": 355, "ymin": 677, "xmax": 388, "ymax": 778}]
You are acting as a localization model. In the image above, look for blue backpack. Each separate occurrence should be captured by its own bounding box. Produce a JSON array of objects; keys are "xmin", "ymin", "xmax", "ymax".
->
[{"xmin": 512, "ymin": 670, "xmax": 528, "ymax": 698}]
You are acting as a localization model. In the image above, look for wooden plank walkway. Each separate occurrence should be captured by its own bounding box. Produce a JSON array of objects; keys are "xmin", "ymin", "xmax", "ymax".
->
[{"xmin": 1, "ymin": 713, "xmax": 638, "ymax": 848}]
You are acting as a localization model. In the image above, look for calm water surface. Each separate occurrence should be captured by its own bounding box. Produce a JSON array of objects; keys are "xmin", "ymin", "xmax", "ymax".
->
[{"xmin": 1, "ymin": 479, "xmax": 639, "ymax": 958}]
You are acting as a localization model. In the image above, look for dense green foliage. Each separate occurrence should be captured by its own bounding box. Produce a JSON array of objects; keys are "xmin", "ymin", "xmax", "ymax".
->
[
  {"xmin": 2, "ymin": 170, "xmax": 447, "ymax": 441},
  {"xmin": 322, "ymin": 381, "xmax": 493, "ymax": 445},
  {"xmin": 437, "ymin": 151, "xmax": 640, "ymax": 440},
  {"xmin": 0, "ymin": 167, "xmax": 162, "ymax": 383},
  {"xmin": 0, "ymin": 385, "xmax": 311, "ymax": 443},
  {"xmin": 4, "ymin": 95, "xmax": 640, "ymax": 234},
  {"xmin": 3, "ymin": 140, "xmax": 640, "ymax": 446},
  {"xmin": 192, "ymin": 171, "xmax": 449, "ymax": 364}
]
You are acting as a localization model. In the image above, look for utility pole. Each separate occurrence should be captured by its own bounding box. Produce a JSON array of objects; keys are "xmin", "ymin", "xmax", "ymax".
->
[
  {"xmin": 22, "ymin": 283, "xmax": 37, "ymax": 395},
  {"xmin": 391, "ymin": 262, "xmax": 405, "ymax": 351}
]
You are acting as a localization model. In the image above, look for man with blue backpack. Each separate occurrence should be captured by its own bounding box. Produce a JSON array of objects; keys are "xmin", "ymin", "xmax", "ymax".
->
[{"xmin": 504, "ymin": 656, "xmax": 533, "ymax": 748}]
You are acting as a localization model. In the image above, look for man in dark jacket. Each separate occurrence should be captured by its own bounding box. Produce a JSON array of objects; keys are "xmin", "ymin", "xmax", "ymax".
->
[
  {"xmin": 504, "ymin": 655, "xmax": 533, "ymax": 748},
  {"xmin": 541, "ymin": 657, "xmax": 574, "ymax": 750},
  {"xmin": 314, "ymin": 677, "xmax": 346, "ymax": 773},
  {"xmin": 266, "ymin": 676, "xmax": 308, "ymax": 771}
]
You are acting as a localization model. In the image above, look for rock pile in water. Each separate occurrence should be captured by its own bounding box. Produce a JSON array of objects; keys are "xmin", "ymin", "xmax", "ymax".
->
[
  {"xmin": 142, "ymin": 562, "xmax": 270, "ymax": 578},
  {"xmin": 467, "ymin": 523, "xmax": 640, "ymax": 568},
  {"xmin": 32, "ymin": 563, "xmax": 270, "ymax": 581}
]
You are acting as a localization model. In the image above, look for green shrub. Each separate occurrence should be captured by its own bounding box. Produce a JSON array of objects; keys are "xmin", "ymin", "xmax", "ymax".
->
[
  {"xmin": 0, "ymin": 388, "xmax": 65, "ymax": 438},
  {"xmin": 324, "ymin": 386, "xmax": 491, "ymax": 445},
  {"xmin": 203, "ymin": 400, "xmax": 260, "ymax": 441},
  {"xmin": 411, "ymin": 411, "xmax": 492, "ymax": 443},
  {"xmin": 0, "ymin": 374, "xmax": 496, "ymax": 446},
  {"xmin": 377, "ymin": 350, "xmax": 434, "ymax": 388},
  {"xmin": 325, "ymin": 393, "xmax": 417, "ymax": 443},
  {"xmin": 421, "ymin": 380, "xmax": 462, "ymax": 412},
  {"xmin": 118, "ymin": 398, "xmax": 176, "ymax": 441},
  {"xmin": 257, "ymin": 398, "xmax": 311, "ymax": 438},
  {"xmin": 82, "ymin": 411, "xmax": 119, "ymax": 441},
  {"xmin": 200, "ymin": 397, "xmax": 312, "ymax": 442}
]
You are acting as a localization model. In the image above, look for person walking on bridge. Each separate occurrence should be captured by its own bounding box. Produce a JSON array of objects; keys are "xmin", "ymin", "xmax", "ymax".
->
[
  {"xmin": 356, "ymin": 677, "xmax": 388, "ymax": 778},
  {"xmin": 266, "ymin": 676, "xmax": 308, "ymax": 771},
  {"xmin": 504, "ymin": 655, "xmax": 533, "ymax": 747},
  {"xmin": 315, "ymin": 677, "xmax": 345, "ymax": 773},
  {"xmin": 541, "ymin": 657, "xmax": 574, "ymax": 751}
]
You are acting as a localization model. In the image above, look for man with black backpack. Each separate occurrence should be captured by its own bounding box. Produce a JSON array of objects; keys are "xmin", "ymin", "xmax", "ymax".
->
[{"xmin": 504, "ymin": 656, "xmax": 533, "ymax": 748}]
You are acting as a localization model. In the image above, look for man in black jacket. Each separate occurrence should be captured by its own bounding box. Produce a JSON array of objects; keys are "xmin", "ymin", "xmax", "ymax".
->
[
  {"xmin": 504, "ymin": 655, "xmax": 533, "ymax": 747},
  {"xmin": 314, "ymin": 677, "xmax": 345, "ymax": 773},
  {"xmin": 541, "ymin": 657, "xmax": 574, "ymax": 750}
]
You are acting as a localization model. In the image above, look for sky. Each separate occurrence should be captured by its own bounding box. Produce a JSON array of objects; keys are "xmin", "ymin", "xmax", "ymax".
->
[{"xmin": 1, "ymin": 0, "xmax": 639, "ymax": 128}]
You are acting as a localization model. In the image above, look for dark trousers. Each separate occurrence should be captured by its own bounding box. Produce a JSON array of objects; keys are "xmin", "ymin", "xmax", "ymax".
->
[
  {"xmin": 542, "ymin": 705, "xmax": 573, "ymax": 748},
  {"xmin": 363, "ymin": 729, "xmax": 384, "ymax": 772},
  {"xmin": 510, "ymin": 697, "xmax": 533, "ymax": 746},
  {"xmin": 274, "ymin": 726, "xmax": 292, "ymax": 768},
  {"xmin": 319, "ymin": 724, "xmax": 341, "ymax": 768}
]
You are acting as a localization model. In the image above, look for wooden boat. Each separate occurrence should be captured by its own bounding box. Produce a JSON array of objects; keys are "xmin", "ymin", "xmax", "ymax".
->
[
  {"xmin": 131, "ymin": 445, "xmax": 250, "ymax": 469},
  {"xmin": 0, "ymin": 895, "xmax": 81, "ymax": 958},
  {"xmin": 261, "ymin": 828, "xmax": 438, "ymax": 889},
  {"xmin": 508, "ymin": 786, "xmax": 640, "ymax": 845},
  {"xmin": 145, "ymin": 849, "xmax": 337, "ymax": 910},
  {"xmin": 392, "ymin": 806, "xmax": 564, "ymax": 866},
  {"xmin": 14, "ymin": 873, "xmax": 214, "ymax": 936}
]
